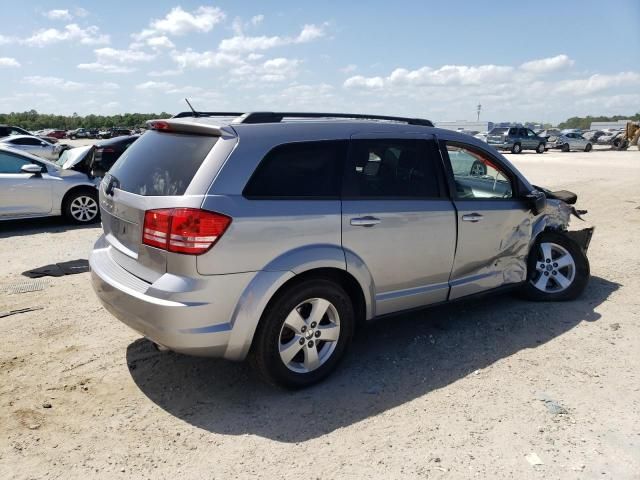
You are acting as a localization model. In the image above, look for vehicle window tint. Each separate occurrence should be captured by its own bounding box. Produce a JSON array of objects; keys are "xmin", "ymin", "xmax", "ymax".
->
[
  {"xmin": 244, "ymin": 141, "xmax": 347, "ymax": 198},
  {"xmin": 0, "ymin": 152, "xmax": 29, "ymax": 173},
  {"xmin": 346, "ymin": 139, "xmax": 440, "ymax": 198},
  {"xmin": 108, "ymin": 131, "xmax": 217, "ymax": 196},
  {"xmin": 445, "ymin": 143, "xmax": 513, "ymax": 199}
]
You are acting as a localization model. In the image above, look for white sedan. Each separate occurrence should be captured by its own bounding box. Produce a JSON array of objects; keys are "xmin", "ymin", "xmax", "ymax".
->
[
  {"xmin": 0, "ymin": 145, "xmax": 100, "ymax": 224},
  {"xmin": 0, "ymin": 135, "xmax": 63, "ymax": 161}
]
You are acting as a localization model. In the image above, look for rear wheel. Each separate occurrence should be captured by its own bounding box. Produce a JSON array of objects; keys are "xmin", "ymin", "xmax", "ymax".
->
[
  {"xmin": 521, "ymin": 232, "xmax": 589, "ymax": 301},
  {"xmin": 561, "ymin": 143, "xmax": 570, "ymax": 152},
  {"xmin": 63, "ymin": 190, "xmax": 100, "ymax": 224},
  {"xmin": 536, "ymin": 143, "xmax": 545, "ymax": 154},
  {"xmin": 470, "ymin": 160, "xmax": 487, "ymax": 176},
  {"xmin": 511, "ymin": 143, "xmax": 522, "ymax": 154},
  {"xmin": 252, "ymin": 279, "xmax": 355, "ymax": 388},
  {"xmin": 584, "ymin": 143, "xmax": 592, "ymax": 152}
]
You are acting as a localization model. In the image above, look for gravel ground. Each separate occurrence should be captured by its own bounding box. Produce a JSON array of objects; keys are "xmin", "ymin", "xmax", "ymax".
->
[{"xmin": 1, "ymin": 148, "xmax": 639, "ymax": 479}]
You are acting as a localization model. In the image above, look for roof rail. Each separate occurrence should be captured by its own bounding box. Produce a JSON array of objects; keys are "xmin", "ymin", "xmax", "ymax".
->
[
  {"xmin": 233, "ymin": 112, "xmax": 434, "ymax": 127},
  {"xmin": 172, "ymin": 111, "xmax": 245, "ymax": 119},
  {"xmin": 172, "ymin": 110, "xmax": 433, "ymax": 126}
]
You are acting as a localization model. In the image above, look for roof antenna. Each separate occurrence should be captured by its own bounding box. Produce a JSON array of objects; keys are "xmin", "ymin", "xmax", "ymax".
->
[{"xmin": 184, "ymin": 98, "xmax": 199, "ymax": 117}]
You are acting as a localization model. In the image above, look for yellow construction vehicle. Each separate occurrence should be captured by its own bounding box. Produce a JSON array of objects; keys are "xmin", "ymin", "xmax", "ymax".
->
[{"xmin": 612, "ymin": 121, "xmax": 640, "ymax": 150}]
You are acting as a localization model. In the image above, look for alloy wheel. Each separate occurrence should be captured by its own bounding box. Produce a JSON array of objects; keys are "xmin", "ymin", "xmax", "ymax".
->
[
  {"xmin": 70, "ymin": 195, "xmax": 98, "ymax": 222},
  {"xmin": 278, "ymin": 298, "xmax": 341, "ymax": 373},
  {"xmin": 530, "ymin": 242, "xmax": 576, "ymax": 293}
]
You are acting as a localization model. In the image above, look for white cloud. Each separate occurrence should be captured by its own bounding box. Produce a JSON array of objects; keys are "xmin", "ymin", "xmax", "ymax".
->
[
  {"xmin": 77, "ymin": 63, "xmax": 136, "ymax": 73},
  {"xmin": 554, "ymin": 72, "xmax": 640, "ymax": 95},
  {"xmin": 74, "ymin": 7, "xmax": 89, "ymax": 18},
  {"xmin": 258, "ymin": 83, "xmax": 337, "ymax": 109},
  {"xmin": 251, "ymin": 14, "xmax": 264, "ymax": 26},
  {"xmin": 24, "ymin": 76, "xmax": 85, "ymax": 90},
  {"xmin": 134, "ymin": 5, "xmax": 225, "ymax": 40},
  {"xmin": 340, "ymin": 64, "xmax": 357, "ymax": 74},
  {"xmin": 94, "ymin": 47, "xmax": 156, "ymax": 64},
  {"xmin": 219, "ymin": 23, "xmax": 327, "ymax": 52},
  {"xmin": 520, "ymin": 54, "xmax": 574, "ymax": 73},
  {"xmin": 170, "ymin": 49, "xmax": 243, "ymax": 69},
  {"xmin": 44, "ymin": 9, "xmax": 72, "ymax": 21},
  {"xmin": 136, "ymin": 81, "xmax": 175, "ymax": 90},
  {"xmin": 148, "ymin": 68, "xmax": 183, "ymax": 77},
  {"xmin": 0, "ymin": 35, "xmax": 16, "ymax": 45},
  {"xmin": 146, "ymin": 36, "xmax": 175, "ymax": 49},
  {"xmin": 230, "ymin": 57, "xmax": 300, "ymax": 83},
  {"xmin": 24, "ymin": 24, "xmax": 109, "ymax": 47},
  {"xmin": 0, "ymin": 57, "xmax": 20, "ymax": 68}
]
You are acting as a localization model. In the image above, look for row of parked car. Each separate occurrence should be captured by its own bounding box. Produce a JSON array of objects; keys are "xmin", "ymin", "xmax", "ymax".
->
[
  {"xmin": 32, "ymin": 127, "xmax": 137, "ymax": 140},
  {"xmin": 0, "ymin": 125, "xmax": 139, "ymax": 224},
  {"xmin": 464, "ymin": 126, "xmax": 627, "ymax": 153}
]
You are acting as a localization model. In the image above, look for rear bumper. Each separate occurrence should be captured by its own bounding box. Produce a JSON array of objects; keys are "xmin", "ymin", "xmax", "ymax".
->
[
  {"xmin": 487, "ymin": 141, "xmax": 512, "ymax": 150},
  {"xmin": 89, "ymin": 235, "xmax": 255, "ymax": 358}
]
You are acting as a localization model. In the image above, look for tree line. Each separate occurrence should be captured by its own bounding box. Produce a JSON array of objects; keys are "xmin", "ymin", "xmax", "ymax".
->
[
  {"xmin": 2, "ymin": 109, "xmax": 639, "ymax": 131},
  {"xmin": 557, "ymin": 113, "xmax": 640, "ymax": 130},
  {"xmin": 0, "ymin": 110, "xmax": 172, "ymax": 130}
]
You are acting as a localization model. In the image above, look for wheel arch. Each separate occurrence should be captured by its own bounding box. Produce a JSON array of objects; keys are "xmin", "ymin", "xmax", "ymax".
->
[{"xmin": 224, "ymin": 264, "xmax": 370, "ymax": 362}]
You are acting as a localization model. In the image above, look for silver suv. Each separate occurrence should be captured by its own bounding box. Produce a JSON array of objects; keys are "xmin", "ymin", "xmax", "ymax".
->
[{"xmin": 90, "ymin": 111, "xmax": 594, "ymax": 388}]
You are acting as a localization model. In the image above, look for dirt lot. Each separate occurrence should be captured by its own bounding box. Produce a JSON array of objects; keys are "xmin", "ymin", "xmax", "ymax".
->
[{"xmin": 1, "ymin": 149, "xmax": 639, "ymax": 479}]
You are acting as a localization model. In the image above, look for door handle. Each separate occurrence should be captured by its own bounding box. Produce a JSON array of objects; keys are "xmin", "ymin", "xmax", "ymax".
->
[
  {"xmin": 350, "ymin": 216, "xmax": 381, "ymax": 227},
  {"xmin": 462, "ymin": 213, "xmax": 483, "ymax": 222}
]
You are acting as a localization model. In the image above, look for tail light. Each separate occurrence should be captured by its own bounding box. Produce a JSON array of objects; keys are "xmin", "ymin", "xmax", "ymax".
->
[{"xmin": 142, "ymin": 208, "xmax": 231, "ymax": 255}]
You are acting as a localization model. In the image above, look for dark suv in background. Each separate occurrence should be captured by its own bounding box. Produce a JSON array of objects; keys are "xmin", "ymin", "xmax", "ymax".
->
[{"xmin": 487, "ymin": 127, "xmax": 546, "ymax": 154}]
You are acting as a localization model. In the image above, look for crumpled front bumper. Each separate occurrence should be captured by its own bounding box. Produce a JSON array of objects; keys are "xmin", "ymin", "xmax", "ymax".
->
[{"xmin": 565, "ymin": 227, "xmax": 595, "ymax": 252}]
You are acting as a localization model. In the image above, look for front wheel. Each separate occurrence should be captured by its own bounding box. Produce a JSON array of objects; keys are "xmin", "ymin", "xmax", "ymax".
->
[
  {"xmin": 562, "ymin": 143, "xmax": 570, "ymax": 152},
  {"xmin": 521, "ymin": 232, "xmax": 590, "ymax": 301},
  {"xmin": 536, "ymin": 143, "xmax": 545, "ymax": 154},
  {"xmin": 63, "ymin": 190, "xmax": 100, "ymax": 224},
  {"xmin": 251, "ymin": 279, "xmax": 355, "ymax": 388}
]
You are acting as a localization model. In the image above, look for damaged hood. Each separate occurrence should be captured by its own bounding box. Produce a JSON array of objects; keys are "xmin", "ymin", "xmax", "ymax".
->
[{"xmin": 57, "ymin": 145, "xmax": 94, "ymax": 170}]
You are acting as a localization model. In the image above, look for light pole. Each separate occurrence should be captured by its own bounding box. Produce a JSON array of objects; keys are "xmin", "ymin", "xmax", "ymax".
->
[{"xmin": 476, "ymin": 103, "xmax": 482, "ymax": 122}]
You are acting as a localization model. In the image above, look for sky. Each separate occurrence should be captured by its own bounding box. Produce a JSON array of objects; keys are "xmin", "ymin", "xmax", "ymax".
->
[{"xmin": 0, "ymin": 0, "xmax": 639, "ymax": 124}]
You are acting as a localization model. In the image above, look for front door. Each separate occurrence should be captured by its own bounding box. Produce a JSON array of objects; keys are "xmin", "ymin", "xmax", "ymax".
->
[
  {"xmin": 0, "ymin": 151, "xmax": 52, "ymax": 217},
  {"xmin": 341, "ymin": 135, "xmax": 457, "ymax": 316},
  {"xmin": 441, "ymin": 141, "xmax": 532, "ymax": 299}
]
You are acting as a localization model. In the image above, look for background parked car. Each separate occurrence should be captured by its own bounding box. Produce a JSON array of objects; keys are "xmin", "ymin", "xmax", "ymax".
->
[
  {"xmin": 536, "ymin": 128, "xmax": 561, "ymax": 140},
  {"xmin": 486, "ymin": 127, "xmax": 546, "ymax": 153},
  {"xmin": 92, "ymin": 135, "xmax": 139, "ymax": 177},
  {"xmin": 547, "ymin": 132, "xmax": 592, "ymax": 152},
  {"xmin": 43, "ymin": 129, "xmax": 68, "ymax": 139},
  {"xmin": 68, "ymin": 128, "xmax": 94, "ymax": 139},
  {"xmin": 0, "ymin": 135, "xmax": 63, "ymax": 161},
  {"xmin": 0, "ymin": 125, "xmax": 32, "ymax": 138},
  {"xmin": 97, "ymin": 127, "xmax": 132, "ymax": 139},
  {"xmin": 0, "ymin": 145, "xmax": 99, "ymax": 224}
]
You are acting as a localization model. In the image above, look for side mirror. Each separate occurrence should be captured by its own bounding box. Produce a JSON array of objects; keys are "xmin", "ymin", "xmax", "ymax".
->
[
  {"xmin": 21, "ymin": 164, "xmax": 44, "ymax": 175},
  {"xmin": 41, "ymin": 141, "xmax": 48, "ymax": 147},
  {"xmin": 526, "ymin": 190, "xmax": 546, "ymax": 215}
]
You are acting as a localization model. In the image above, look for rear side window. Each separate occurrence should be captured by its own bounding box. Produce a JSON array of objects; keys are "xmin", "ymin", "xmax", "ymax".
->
[
  {"xmin": 108, "ymin": 131, "xmax": 217, "ymax": 196},
  {"xmin": 244, "ymin": 141, "xmax": 347, "ymax": 198},
  {"xmin": 344, "ymin": 139, "xmax": 441, "ymax": 198}
]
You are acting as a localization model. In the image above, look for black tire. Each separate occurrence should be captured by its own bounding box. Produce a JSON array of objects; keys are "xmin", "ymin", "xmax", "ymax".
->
[
  {"xmin": 521, "ymin": 231, "xmax": 590, "ymax": 301},
  {"xmin": 584, "ymin": 143, "xmax": 592, "ymax": 152},
  {"xmin": 536, "ymin": 143, "xmax": 545, "ymax": 154},
  {"xmin": 470, "ymin": 160, "xmax": 487, "ymax": 176},
  {"xmin": 511, "ymin": 143, "xmax": 522, "ymax": 154},
  {"xmin": 62, "ymin": 189, "xmax": 100, "ymax": 225},
  {"xmin": 562, "ymin": 143, "xmax": 570, "ymax": 152},
  {"xmin": 251, "ymin": 279, "xmax": 355, "ymax": 389}
]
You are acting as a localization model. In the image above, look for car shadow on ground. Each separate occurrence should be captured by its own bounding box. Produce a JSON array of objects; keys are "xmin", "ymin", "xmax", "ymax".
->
[
  {"xmin": 0, "ymin": 217, "xmax": 100, "ymax": 239},
  {"xmin": 127, "ymin": 275, "xmax": 619, "ymax": 442}
]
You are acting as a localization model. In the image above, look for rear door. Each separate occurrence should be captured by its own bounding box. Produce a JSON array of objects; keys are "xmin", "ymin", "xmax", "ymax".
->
[
  {"xmin": 341, "ymin": 134, "xmax": 456, "ymax": 316},
  {"xmin": 440, "ymin": 140, "xmax": 531, "ymax": 299},
  {"xmin": 99, "ymin": 129, "xmax": 225, "ymax": 282}
]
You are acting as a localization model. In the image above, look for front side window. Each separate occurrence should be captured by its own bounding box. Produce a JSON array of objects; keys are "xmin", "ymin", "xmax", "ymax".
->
[
  {"xmin": 345, "ymin": 139, "xmax": 441, "ymax": 198},
  {"xmin": 445, "ymin": 143, "xmax": 513, "ymax": 199},
  {"xmin": 244, "ymin": 140, "xmax": 347, "ymax": 198},
  {"xmin": 0, "ymin": 152, "xmax": 30, "ymax": 173}
]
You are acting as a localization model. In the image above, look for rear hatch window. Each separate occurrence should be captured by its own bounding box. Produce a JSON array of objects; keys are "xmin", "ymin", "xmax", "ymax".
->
[{"xmin": 108, "ymin": 130, "xmax": 217, "ymax": 196}]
